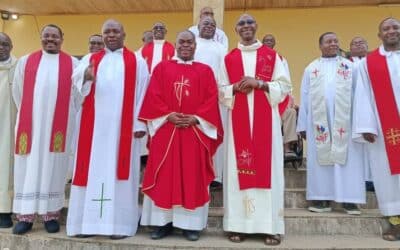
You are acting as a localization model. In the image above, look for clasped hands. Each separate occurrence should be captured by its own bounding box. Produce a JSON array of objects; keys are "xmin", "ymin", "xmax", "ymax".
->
[
  {"xmin": 233, "ymin": 76, "xmax": 268, "ymax": 94},
  {"xmin": 167, "ymin": 112, "xmax": 198, "ymax": 128}
]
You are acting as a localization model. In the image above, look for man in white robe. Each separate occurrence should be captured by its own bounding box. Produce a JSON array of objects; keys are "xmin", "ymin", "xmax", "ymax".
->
[
  {"xmin": 348, "ymin": 36, "xmax": 375, "ymax": 192},
  {"xmin": 189, "ymin": 6, "xmax": 229, "ymax": 51},
  {"xmin": 220, "ymin": 14, "xmax": 291, "ymax": 246},
  {"xmin": 12, "ymin": 24, "xmax": 79, "ymax": 234},
  {"xmin": 67, "ymin": 19, "xmax": 149, "ymax": 239},
  {"xmin": 194, "ymin": 16, "xmax": 227, "ymax": 187},
  {"xmin": 352, "ymin": 17, "xmax": 400, "ymax": 241},
  {"xmin": 0, "ymin": 32, "xmax": 17, "ymax": 228},
  {"xmin": 262, "ymin": 34, "xmax": 298, "ymax": 159},
  {"xmin": 297, "ymin": 32, "xmax": 365, "ymax": 215}
]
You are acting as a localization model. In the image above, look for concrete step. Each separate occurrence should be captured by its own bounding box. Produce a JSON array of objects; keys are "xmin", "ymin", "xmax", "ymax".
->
[
  {"xmin": 56, "ymin": 205, "xmax": 386, "ymax": 236},
  {"xmin": 1, "ymin": 225, "xmax": 398, "ymax": 250},
  {"xmin": 206, "ymin": 208, "xmax": 388, "ymax": 236}
]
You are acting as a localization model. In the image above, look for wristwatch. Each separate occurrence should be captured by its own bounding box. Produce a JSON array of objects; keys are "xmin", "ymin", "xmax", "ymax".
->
[{"xmin": 257, "ymin": 79, "xmax": 264, "ymax": 89}]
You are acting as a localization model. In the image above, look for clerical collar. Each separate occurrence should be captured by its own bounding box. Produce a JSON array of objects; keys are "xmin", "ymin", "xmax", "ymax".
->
[
  {"xmin": 238, "ymin": 40, "xmax": 262, "ymax": 51},
  {"xmin": 154, "ymin": 39, "xmax": 165, "ymax": 44},
  {"xmin": 0, "ymin": 56, "xmax": 11, "ymax": 64},
  {"xmin": 42, "ymin": 50, "xmax": 60, "ymax": 56},
  {"xmin": 320, "ymin": 56, "xmax": 338, "ymax": 61},
  {"xmin": 172, "ymin": 55, "xmax": 193, "ymax": 65},
  {"xmin": 379, "ymin": 45, "xmax": 400, "ymax": 57},
  {"xmin": 105, "ymin": 47, "xmax": 123, "ymax": 54}
]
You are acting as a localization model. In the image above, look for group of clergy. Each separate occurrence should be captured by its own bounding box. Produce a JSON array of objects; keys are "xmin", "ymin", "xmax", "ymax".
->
[{"xmin": 0, "ymin": 6, "xmax": 399, "ymax": 246}]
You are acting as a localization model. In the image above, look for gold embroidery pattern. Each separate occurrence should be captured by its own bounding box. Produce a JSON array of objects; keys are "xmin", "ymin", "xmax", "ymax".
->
[
  {"xmin": 243, "ymin": 195, "xmax": 255, "ymax": 217},
  {"xmin": 53, "ymin": 131, "xmax": 64, "ymax": 152},
  {"xmin": 174, "ymin": 76, "xmax": 190, "ymax": 107},
  {"xmin": 385, "ymin": 128, "xmax": 400, "ymax": 146},
  {"xmin": 238, "ymin": 169, "xmax": 256, "ymax": 175},
  {"xmin": 389, "ymin": 216, "xmax": 400, "ymax": 226},
  {"xmin": 18, "ymin": 132, "xmax": 28, "ymax": 155}
]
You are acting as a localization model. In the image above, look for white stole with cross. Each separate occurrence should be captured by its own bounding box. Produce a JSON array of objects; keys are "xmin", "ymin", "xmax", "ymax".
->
[{"xmin": 309, "ymin": 57, "xmax": 352, "ymax": 165}]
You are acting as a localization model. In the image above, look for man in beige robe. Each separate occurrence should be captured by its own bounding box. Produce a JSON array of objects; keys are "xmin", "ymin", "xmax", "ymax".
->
[{"xmin": 0, "ymin": 32, "xmax": 17, "ymax": 228}]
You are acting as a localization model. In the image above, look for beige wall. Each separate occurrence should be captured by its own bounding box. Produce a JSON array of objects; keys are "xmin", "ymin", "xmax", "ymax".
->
[{"xmin": 2, "ymin": 6, "xmax": 400, "ymax": 99}]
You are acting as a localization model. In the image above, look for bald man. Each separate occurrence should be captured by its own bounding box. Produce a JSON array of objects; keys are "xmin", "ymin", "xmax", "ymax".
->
[
  {"xmin": 188, "ymin": 6, "xmax": 229, "ymax": 50},
  {"xmin": 353, "ymin": 17, "xmax": 400, "ymax": 241},
  {"xmin": 67, "ymin": 19, "xmax": 149, "ymax": 239},
  {"xmin": 0, "ymin": 32, "xmax": 17, "ymax": 229}
]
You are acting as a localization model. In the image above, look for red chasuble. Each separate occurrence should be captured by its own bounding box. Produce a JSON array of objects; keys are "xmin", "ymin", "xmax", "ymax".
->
[
  {"xmin": 15, "ymin": 50, "xmax": 73, "ymax": 155},
  {"xmin": 139, "ymin": 60, "xmax": 223, "ymax": 210},
  {"xmin": 73, "ymin": 47, "xmax": 137, "ymax": 186},
  {"xmin": 367, "ymin": 49, "xmax": 400, "ymax": 175},
  {"xmin": 225, "ymin": 45, "xmax": 282, "ymax": 190},
  {"xmin": 141, "ymin": 41, "xmax": 175, "ymax": 73}
]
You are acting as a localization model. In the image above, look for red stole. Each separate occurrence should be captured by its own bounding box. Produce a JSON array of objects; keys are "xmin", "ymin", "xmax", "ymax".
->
[
  {"xmin": 277, "ymin": 53, "xmax": 289, "ymax": 115},
  {"xmin": 15, "ymin": 50, "xmax": 73, "ymax": 155},
  {"xmin": 73, "ymin": 47, "xmax": 137, "ymax": 186},
  {"xmin": 367, "ymin": 49, "xmax": 400, "ymax": 175},
  {"xmin": 225, "ymin": 45, "xmax": 275, "ymax": 190},
  {"xmin": 141, "ymin": 41, "xmax": 175, "ymax": 72}
]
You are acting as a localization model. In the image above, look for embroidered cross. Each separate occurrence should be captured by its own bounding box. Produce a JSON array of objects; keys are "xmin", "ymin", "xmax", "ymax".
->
[
  {"xmin": 243, "ymin": 195, "xmax": 255, "ymax": 218},
  {"xmin": 238, "ymin": 149, "xmax": 252, "ymax": 166},
  {"xmin": 312, "ymin": 69, "xmax": 319, "ymax": 77},
  {"xmin": 92, "ymin": 183, "xmax": 111, "ymax": 218},
  {"xmin": 338, "ymin": 127, "xmax": 345, "ymax": 139},
  {"xmin": 386, "ymin": 128, "xmax": 400, "ymax": 146},
  {"xmin": 174, "ymin": 76, "xmax": 190, "ymax": 107}
]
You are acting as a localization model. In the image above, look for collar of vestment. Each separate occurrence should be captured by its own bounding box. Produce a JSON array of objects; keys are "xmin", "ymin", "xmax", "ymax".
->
[
  {"xmin": 105, "ymin": 47, "xmax": 123, "ymax": 54},
  {"xmin": 308, "ymin": 56, "xmax": 352, "ymax": 165},
  {"xmin": 379, "ymin": 45, "xmax": 400, "ymax": 57},
  {"xmin": 0, "ymin": 54, "xmax": 17, "ymax": 70},
  {"xmin": 154, "ymin": 39, "xmax": 165, "ymax": 44},
  {"xmin": 172, "ymin": 55, "xmax": 193, "ymax": 65},
  {"xmin": 237, "ymin": 40, "xmax": 262, "ymax": 51}
]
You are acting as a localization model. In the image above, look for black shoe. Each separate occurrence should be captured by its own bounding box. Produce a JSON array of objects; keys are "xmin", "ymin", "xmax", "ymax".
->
[
  {"xmin": 0, "ymin": 213, "xmax": 13, "ymax": 228},
  {"xmin": 110, "ymin": 235, "xmax": 127, "ymax": 240},
  {"xmin": 150, "ymin": 222, "xmax": 173, "ymax": 240},
  {"xmin": 343, "ymin": 203, "xmax": 361, "ymax": 215},
  {"xmin": 182, "ymin": 229, "xmax": 200, "ymax": 241},
  {"xmin": 44, "ymin": 220, "xmax": 60, "ymax": 233},
  {"xmin": 366, "ymin": 181, "xmax": 375, "ymax": 192},
  {"xmin": 210, "ymin": 181, "xmax": 222, "ymax": 190},
  {"xmin": 13, "ymin": 221, "xmax": 33, "ymax": 235},
  {"xmin": 75, "ymin": 234, "xmax": 95, "ymax": 238},
  {"xmin": 308, "ymin": 200, "xmax": 332, "ymax": 213}
]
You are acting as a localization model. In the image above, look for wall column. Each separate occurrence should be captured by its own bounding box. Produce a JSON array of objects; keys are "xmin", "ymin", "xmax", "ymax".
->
[{"xmin": 193, "ymin": 0, "xmax": 224, "ymax": 29}]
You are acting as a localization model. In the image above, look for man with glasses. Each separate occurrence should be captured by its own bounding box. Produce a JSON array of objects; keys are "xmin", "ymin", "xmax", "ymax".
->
[
  {"xmin": 349, "ymin": 36, "xmax": 368, "ymax": 64},
  {"xmin": 0, "ymin": 32, "xmax": 17, "ymax": 229},
  {"xmin": 219, "ymin": 14, "xmax": 291, "ymax": 246},
  {"xmin": 141, "ymin": 22, "xmax": 175, "ymax": 74}
]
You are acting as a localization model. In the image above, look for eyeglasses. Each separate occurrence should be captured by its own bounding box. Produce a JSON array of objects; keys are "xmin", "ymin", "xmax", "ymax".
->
[{"xmin": 237, "ymin": 19, "xmax": 255, "ymax": 26}]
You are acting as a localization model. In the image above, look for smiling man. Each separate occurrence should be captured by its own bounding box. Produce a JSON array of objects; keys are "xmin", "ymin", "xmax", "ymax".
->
[
  {"xmin": 139, "ymin": 30, "xmax": 223, "ymax": 241},
  {"xmin": 353, "ymin": 17, "xmax": 400, "ymax": 241},
  {"xmin": 12, "ymin": 24, "xmax": 79, "ymax": 235},
  {"xmin": 219, "ymin": 14, "xmax": 291, "ymax": 246},
  {"xmin": 67, "ymin": 19, "xmax": 149, "ymax": 240},
  {"xmin": 141, "ymin": 22, "xmax": 175, "ymax": 74},
  {"xmin": 297, "ymin": 32, "xmax": 365, "ymax": 216}
]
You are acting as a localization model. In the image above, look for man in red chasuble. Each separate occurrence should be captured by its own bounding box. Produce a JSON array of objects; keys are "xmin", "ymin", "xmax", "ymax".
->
[
  {"xmin": 353, "ymin": 17, "xmax": 400, "ymax": 241},
  {"xmin": 139, "ymin": 30, "xmax": 223, "ymax": 241}
]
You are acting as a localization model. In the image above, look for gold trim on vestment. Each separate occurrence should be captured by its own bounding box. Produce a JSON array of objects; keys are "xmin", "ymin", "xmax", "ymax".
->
[
  {"xmin": 52, "ymin": 131, "xmax": 64, "ymax": 152},
  {"xmin": 18, "ymin": 132, "xmax": 28, "ymax": 155}
]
